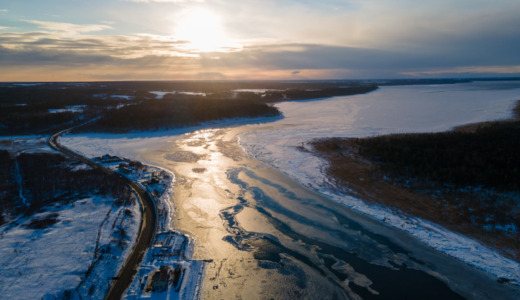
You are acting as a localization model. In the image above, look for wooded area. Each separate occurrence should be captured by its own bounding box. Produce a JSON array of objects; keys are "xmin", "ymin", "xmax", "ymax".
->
[
  {"xmin": 0, "ymin": 82, "xmax": 378, "ymax": 135},
  {"xmin": 85, "ymin": 97, "xmax": 280, "ymax": 132},
  {"xmin": 356, "ymin": 121, "xmax": 520, "ymax": 191},
  {"xmin": 0, "ymin": 152, "xmax": 133, "ymax": 224}
]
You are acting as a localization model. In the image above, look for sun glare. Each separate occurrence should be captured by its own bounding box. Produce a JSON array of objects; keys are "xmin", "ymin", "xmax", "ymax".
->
[{"xmin": 175, "ymin": 9, "xmax": 238, "ymax": 52}]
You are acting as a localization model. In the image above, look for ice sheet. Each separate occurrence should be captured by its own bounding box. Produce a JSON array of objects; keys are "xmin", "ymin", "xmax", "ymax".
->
[{"xmin": 238, "ymin": 82, "xmax": 520, "ymax": 283}]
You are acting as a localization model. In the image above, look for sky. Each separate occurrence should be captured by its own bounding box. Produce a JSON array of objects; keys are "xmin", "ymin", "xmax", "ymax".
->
[{"xmin": 1, "ymin": 0, "xmax": 520, "ymax": 81}]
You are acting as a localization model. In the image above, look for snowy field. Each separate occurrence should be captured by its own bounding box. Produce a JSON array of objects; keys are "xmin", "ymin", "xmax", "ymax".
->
[
  {"xmin": 0, "ymin": 140, "xmax": 142, "ymax": 299},
  {"xmin": 238, "ymin": 81, "xmax": 520, "ymax": 283},
  {"xmin": 0, "ymin": 195, "xmax": 141, "ymax": 300}
]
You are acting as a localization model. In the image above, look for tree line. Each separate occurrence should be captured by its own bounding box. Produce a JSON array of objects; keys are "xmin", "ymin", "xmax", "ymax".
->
[
  {"xmin": 355, "ymin": 121, "xmax": 520, "ymax": 191},
  {"xmin": 85, "ymin": 97, "xmax": 281, "ymax": 132}
]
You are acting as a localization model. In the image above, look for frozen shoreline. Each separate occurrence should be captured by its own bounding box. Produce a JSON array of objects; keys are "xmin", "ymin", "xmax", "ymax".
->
[
  {"xmin": 238, "ymin": 82, "xmax": 520, "ymax": 284},
  {"xmin": 60, "ymin": 136, "xmax": 206, "ymax": 299},
  {"xmin": 239, "ymin": 137, "xmax": 520, "ymax": 283}
]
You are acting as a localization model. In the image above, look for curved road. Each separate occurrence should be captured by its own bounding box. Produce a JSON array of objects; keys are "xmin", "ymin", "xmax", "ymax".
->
[{"xmin": 48, "ymin": 128, "xmax": 157, "ymax": 300}]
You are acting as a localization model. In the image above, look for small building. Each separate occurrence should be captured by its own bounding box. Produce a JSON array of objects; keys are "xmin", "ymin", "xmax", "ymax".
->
[
  {"xmin": 118, "ymin": 162, "xmax": 131, "ymax": 173},
  {"xmin": 100, "ymin": 154, "xmax": 121, "ymax": 163},
  {"xmin": 149, "ymin": 171, "xmax": 159, "ymax": 184},
  {"xmin": 146, "ymin": 265, "xmax": 173, "ymax": 292}
]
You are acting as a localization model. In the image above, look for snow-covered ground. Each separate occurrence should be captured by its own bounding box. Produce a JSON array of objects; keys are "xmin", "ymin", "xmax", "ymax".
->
[
  {"xmin": 0, "ymin": 195, "xmax": 141, "ymax": 300},
  {"xmin": 122, "ymin": 164, "xmax": 204, "ymax": 300},
  {"xmin": 59, "ymin": 116, "xmax": 280, "ymax": 161},
  {"xmin": 150, "ymin": 91, "xmax": 207, "ymax": 99},
  {"xmin": 66, "ymin": 151, "xmax": 205, "ymax": 299},
  {"xmin": 238, "ymin": 81, "xmax": 520, "ymax": 283},
  {"xmin": 0, "ymin": 136, "xmax": 52, "ymax": 153},
  {"xmin": 240, "ymin": 82, "xmax": 520, "ymax": 191},
  {"xmin": 48, "ymin": 105, "xmax": 87, "ymax": 114},
  {"xmin": 110, "ymin": 95, "xmax": 134, "ymax": 100},
  {"xmin": 0, "ymin": 140, "xmax": 143, "ymax": 299}
]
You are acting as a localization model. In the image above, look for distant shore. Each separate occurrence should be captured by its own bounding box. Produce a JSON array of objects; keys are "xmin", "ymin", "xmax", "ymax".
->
[{"xmin": 311, "ymin": 100, "xmax": 520, "ymax": 266}]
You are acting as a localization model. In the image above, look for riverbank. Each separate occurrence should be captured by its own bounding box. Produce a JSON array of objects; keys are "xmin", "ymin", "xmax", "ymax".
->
[
  {"xmin": 238, "ymin": 82, "xmax": 520, "ymax": 288},
  {"xmin": 310, "ymin": 100, "xmax": 520, "ymax": 283},
  {"xmin": 54, "ymin": 133, "xmax": 204, "ymax": 299},
  {"xmin": 58, "ymin": 100, "xmax": 520, "ymax": 298}
]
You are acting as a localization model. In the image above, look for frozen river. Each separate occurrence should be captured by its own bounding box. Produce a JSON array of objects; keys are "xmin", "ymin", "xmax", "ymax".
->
[{"xmin": 62, "ymin": 81, "xmax": 520, "ymax": 299}]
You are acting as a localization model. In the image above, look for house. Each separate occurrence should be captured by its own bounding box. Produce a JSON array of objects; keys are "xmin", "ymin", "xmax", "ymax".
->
[
  {"xmin": 100, "ymin": 154, "xmax": 121, "ymax": 163},
  {"xmin": 151, "ymin": 265, "xmax": 173, "ymax": 292},
  {"xmin": 149, "ymin": 171, "xmax": 159, "ymax": 184},
  {"xmin": 118, "ymin": 162, "xmax": 131, "ymax": 173}
]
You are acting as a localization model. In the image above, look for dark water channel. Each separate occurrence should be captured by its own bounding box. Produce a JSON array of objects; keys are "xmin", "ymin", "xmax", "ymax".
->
[{"xmin": 224, "ymin": 167, "xmax": 465, "ymax": 299}]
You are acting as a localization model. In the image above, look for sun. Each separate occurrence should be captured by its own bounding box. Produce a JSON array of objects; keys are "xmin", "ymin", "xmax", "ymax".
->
[{"xmin": 175, "ymin": 9, "xmax": 238, "ymax": 52}]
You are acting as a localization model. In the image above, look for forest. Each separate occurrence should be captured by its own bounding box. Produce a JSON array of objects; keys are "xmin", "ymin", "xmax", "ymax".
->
[
  {"xmin": 355, "ymin": 120, "xmax": 520, "ymax": 191},
  {"xmin": 0, "ymin": 151, "xmax": 133, "ymax": 224},
  {"xmin": 84, "ymin": 97, "xmax": 281, "ymax": 132},
  {"xmin": 0, "ymin": 84, "xmax": 127, "ymax": 135},
  {"xmin": 0, "ymin": 81, "xmax": 379, "ymax": 134}
]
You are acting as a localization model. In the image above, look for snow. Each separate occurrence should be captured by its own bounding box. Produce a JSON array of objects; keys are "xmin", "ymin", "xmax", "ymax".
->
[
  {"xmin": 150, "ymin": 91, "xmax": 207, "ymax": 99},
  {"xmin": 93, "ymin": 155, "xmax": 205, "ymax": 300},
  {"xmin": 59, "ymin": 116, "xmax": 280, "ymax": 160},
  {"xmin": 59, "ymin": 149, "xmax": 205, "ymax": 299},
  {"xmin": 150, "ymin": 91, "xmax": 174, "ymax": 99},
  {"xmin": 0, "ymin": 195, "xmax": 141, "ymax": 300},
  {"xmin": 9, "ymin": 83, "xmax": 44, "ymax": 87},
  {"xmin": 178, "ymin": 91, "xmax": 206, "ymax": 97},
  {"xmin": 233, "ymin": 89, "xmax": 281, "ymax": 93},
  {"xmin": 0, "ymin": 141, "xmax": 141, "ymax": 299},
  {"xmin": 57, "ymin": 81, "xmax": 520, "ymax": 287},
  {"xmin": 123, "ymin": 172, "xmax": 205, "ymax": 300},
  {"xmin": 48, "ymin": 105, "xmax": 87, "ymax": 114},
  {"xmin": 239, "ymin": 82, "xmax": 520, "ymax": 190},
  {"xmin": 111, "ymin": 95, "xmax": 134, "ymax": 100},
  {"xmin": 238, "ymin": 81, "xmax": 520, "ymax": 283},
  {"xmin": 13, "ymin": 157, "xmax": 28, "ymax": 205}
]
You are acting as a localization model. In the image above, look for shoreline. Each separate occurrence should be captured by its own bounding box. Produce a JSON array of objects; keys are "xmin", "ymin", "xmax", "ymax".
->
[
  {"xmin": 239, "ymin": 136, "xmax": 520, "ymax": 286},
  {"xmin": 306, "ymin": 100, "xmax": 520, "ymax": 284},
  {"xmin": 57, "ymin": 83, "xmax": 520, "ymax": 296},
  {"xmin": 56, "ymin": 108, "xmax": 520, "ymax": 298}
]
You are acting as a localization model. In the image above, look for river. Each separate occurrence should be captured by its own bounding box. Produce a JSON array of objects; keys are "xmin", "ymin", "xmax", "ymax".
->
[{"xmin": 63, "ymin": 81, "xmax": 520, "ymax": 299}]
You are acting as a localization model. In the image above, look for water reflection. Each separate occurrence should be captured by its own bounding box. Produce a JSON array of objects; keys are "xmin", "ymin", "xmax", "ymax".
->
[{"xmin": 143, "ymin": 127, "xmax": 517, "ymax": 300}]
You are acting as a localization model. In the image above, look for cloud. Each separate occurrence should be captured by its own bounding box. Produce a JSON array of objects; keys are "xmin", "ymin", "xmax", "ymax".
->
[
  {"xmin": 22, "ymin": 20, "xmax": 112, "ymax": 36},
  {"xmin": 2, "ymin": 35, "xmax": 520, "ymax": 81},
  {"xmin": 124, "ymin": 0, "xmax": 204, "ymax": 3},
  {"xmin": 0, "ymin": 25, "xmax": 190, "ymax": 61},
  {"xmin": 1, "ymin": 2, "xmax": 520, "ymax": 81},
  {"xmin": 402, "ymin": 66, "xmax": 520, "ymax": 77}
]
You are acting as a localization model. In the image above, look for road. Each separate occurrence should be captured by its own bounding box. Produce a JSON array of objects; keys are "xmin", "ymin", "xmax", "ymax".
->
[{"xmin": 48, "ymin": 127, "xmax": 157, "ymax": 300}]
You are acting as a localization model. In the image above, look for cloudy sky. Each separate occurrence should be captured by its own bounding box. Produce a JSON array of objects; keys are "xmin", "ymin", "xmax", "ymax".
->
[{"xmin": 1, "ymin": 0, "xmax": 519, "ymax": 81}]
